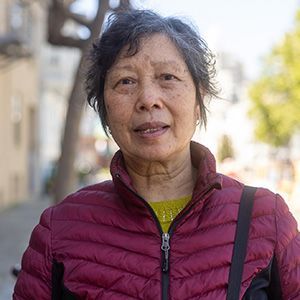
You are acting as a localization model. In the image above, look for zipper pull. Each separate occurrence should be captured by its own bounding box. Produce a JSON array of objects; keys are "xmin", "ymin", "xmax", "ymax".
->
[{"xmin": 161, "ymin": 233, "xmax": 170, "ymax": 272}]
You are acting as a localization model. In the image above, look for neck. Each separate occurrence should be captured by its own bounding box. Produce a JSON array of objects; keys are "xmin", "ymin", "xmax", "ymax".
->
[{"xmin": 123, "ymin": 149, "xmax": 197, "ymax": 202}]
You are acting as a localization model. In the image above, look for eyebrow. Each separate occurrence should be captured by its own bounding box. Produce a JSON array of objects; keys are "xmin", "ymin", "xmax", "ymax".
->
[{"xmin": 109, "ymin": 64, "xmax": 135, "ymax": 72}]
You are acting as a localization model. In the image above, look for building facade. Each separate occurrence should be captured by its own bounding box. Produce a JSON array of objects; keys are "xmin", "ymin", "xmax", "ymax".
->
[{"xmin": 0, "ymin": 0, "xmax": 44, "ymax": 209}]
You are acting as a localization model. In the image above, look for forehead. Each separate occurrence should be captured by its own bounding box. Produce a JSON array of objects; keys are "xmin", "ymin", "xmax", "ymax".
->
[{"xmin": 113, "ymin": 33, "xmax": 186, "ymax": 69}]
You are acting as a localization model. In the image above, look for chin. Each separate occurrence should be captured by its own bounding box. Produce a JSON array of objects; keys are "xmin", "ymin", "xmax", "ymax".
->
[{"xmin": 136, "ymin": 147, "xmax": 175, "ymax": 163}]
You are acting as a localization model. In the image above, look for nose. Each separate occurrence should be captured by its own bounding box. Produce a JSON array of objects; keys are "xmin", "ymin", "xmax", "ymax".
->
[{"xmin": 135, "ymin": 79, "xmax": 163, "ymax": 112}]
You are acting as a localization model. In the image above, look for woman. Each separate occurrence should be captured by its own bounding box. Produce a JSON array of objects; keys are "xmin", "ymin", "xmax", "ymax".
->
[{"xmin": 13, "ymin": 9, "xmax": 300, "ymax": 300}]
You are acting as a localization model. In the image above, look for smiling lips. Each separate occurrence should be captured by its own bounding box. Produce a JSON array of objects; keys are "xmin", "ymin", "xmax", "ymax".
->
[{"xmin": 134, "ymin": 122, "xmax": 169, "ymax": 137}]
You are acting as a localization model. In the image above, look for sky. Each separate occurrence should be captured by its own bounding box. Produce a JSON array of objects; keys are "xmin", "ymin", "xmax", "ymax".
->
[
  {"xmin": 74, "ymin": 0, "xmax": 299, "ymax": 78},
  {"xmin": 133, "ymin": 0, "xmax": 300, "ymax": 79}
]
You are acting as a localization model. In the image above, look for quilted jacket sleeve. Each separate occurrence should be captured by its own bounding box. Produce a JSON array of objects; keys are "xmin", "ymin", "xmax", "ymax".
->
[
  {"xmin": 13, "ymin": 207, "xmax": 53, "ymax": 300},
  {"xmin": 274, "ymin": 194, "xmax": 300, "ymax": 299}
]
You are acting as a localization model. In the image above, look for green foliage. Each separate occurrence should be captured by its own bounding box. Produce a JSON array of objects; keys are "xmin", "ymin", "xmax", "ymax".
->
[
  {"xmin": 218, "ymin": 134, "xmax": 235, "ymax": 162},
  {"xmin": 249, "ymin": 10, "xmax": 300, "ymax": 147}
]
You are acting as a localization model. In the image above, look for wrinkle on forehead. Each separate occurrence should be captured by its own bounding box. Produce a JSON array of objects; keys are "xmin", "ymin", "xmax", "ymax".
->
[
  {"xmin": 109, "ymin": 60, "xmax": 186, "ymax": 72},
  {"xmin": 107, "ymin": 33, "xmax": 190, "ymax": 75}
]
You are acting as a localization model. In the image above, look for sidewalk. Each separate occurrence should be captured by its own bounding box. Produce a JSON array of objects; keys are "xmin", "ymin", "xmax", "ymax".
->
[{"xmin": 0, "ymin": 197, "xmax": 51, "ymax": 300}]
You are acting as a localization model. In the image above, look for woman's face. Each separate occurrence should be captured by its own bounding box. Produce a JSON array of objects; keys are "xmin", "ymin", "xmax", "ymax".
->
[{"xmin": 104, "ymin": 33, "xmax": 200, "ymax": 164}]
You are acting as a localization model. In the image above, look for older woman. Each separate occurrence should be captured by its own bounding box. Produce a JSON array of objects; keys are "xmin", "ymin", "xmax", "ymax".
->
[{"xmin": 14, "ymin": 9, "xmax": 300, "ymax": 300}]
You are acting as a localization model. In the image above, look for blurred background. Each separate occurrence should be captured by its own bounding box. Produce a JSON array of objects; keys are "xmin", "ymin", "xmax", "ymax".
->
[{"xmin": 1, "ymin": 0, "xmax": 300, "ymax": 297}]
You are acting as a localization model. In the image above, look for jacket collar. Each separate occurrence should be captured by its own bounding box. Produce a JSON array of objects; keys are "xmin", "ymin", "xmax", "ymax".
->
[
  {"xmin": 190, "ymin": 141, "xmax": 222, "ymax": 200},
  {"xmin": 110, "ymin": 141, "xmax": 222, "ymax": 208}
]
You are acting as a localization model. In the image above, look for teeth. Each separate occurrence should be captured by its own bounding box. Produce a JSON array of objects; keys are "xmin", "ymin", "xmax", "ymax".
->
[{"xmin": 141, "ymin": 128, "xmax": 160, "ymax": 133}]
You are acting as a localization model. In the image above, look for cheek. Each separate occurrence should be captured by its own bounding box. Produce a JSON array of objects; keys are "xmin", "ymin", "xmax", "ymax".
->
[
  {"xmin": 106, "ymin": 104, "xmax": 129, "ymax": 131},
  {"xmin": 105, "ymin": 103, "xmax": 111, "ymax": 113}
]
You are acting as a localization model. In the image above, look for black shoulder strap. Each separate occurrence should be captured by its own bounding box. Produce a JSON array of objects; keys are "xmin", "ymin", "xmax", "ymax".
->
[{"xmin": 226, "ymin": 185, "xmax": 257, "ymax": 300}]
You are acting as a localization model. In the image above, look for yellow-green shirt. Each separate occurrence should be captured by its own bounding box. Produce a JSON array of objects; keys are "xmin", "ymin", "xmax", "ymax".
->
[{"xmin": 148, "ymin": 195, "xmax": 192, "ymax": 233}]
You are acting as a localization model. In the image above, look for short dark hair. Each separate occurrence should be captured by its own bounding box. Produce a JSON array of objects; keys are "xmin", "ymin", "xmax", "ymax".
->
[{"xmin": 85, "ymin": 9, "xmax": 218, "ymax": 135}]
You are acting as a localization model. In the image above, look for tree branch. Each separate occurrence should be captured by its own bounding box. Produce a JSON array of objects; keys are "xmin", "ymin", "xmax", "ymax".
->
[
  {"xmin": 85, "ymin": 0, "xmax": 110, "ymax": 45},
  {"xmin": 113, "ymin": 0, "xmax": 132, "ymax": 12},
  {"xmin": 67, "ymin": 11, "xmax": 92, "ymax": 29},
  {"xmin": 48, "ymin": 0, "xmax": 87, "ymax": 48}
]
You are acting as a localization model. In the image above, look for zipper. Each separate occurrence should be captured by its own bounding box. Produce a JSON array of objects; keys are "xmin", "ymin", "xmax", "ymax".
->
[
  {"xmin": 161, "ymin": 233, "xmax": 170, "ymax": 300},
  {"xmin": 161, "ymin": 233, "xmax": 170, "ymax": 272},
  {"xmin": 115, "ymin": 173, "xmax": 217, "ymax": 300}
]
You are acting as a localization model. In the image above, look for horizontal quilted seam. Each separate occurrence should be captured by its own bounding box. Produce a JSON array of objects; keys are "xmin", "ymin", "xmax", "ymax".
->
[
  {"xmin": 171, "ymin": 225, "xmax": 275, "ymax": 257},
  {"xmin": 171, "ymin": 238, "xmax": 233, "ymax": 259},
  {"xmin": 183, "ymin": 286, "xmax": 225, "ymax": 300},
  {"xmin": 250, "ymin": 212, "xmax": 274, "ymax": 221},
  {"xmin": 29, "ymin": 224, "xmax": 51, "ymax": 256},
  {"xmin": 287, "ymin": 250, "xmax": 300, "ymax": 274},
  {"xmin": 277, "ymin": 260, "xmax": 299, "ymax": 295},
  {"xmin": 64, "ymin": 185, "xmax": 116, "ymax": 199},
  {"xmin": 25, "ymin": 244, "xmax": 47, "ymax": 262},
  {"xmin": 244, "ymin": 246, "xmax": 274, "ymax": 264},
  {"xmin": 95, "ymin": 289, "xmax": 140, "ymax": 300},
  {"xmin": 199, "ymin": 186, "xmax": 275, "ymax": 212},
  {"xmin": 20, "ymin": 268, "xmax": 51, "ymax": 287},
  {"xmin": 170, "ymin": 270, "xmax": 227, "ymax": 300},
  {"xmin": 15, "ymin": 268, "xmax": 52, "ymax": 299},
  {"xmin": 101, "ymin": 272, "xmax": 149, "ymax": 300},
  {"xmin": 12, "ymin": 293, "xmax": 27, "ymax": 300},
  {"xmin": 171, "ymin": 250, "xmax": 272, "ymax": 280},
  {"xmin": 21, "ymin": 246, "xmax": 51, "ymax": 284},
  {"xmin": 242, "ymin": 257, "xmax": 273, "ymax": 286},
  {"xmin": 278, "ymin": 241, "xmax": 300, "ymax": 273},
  {"xmin": 52, "ymin": 217, "xmax": 157, "ymax": 238},
  {"xmin": 62, "ymin": 256, "xmax": 160, "ymax": 281},
  {"xmin": 202, "ymin": 202, "xmax": 274, "ymax": 222},
  {"xmin": 276, "ymin": 228, "xmax": 299, "ymax": 256},
  {"xmin": 67, "ymin": 279, "xmax": 144, "ymax": 300},
  {"xmin": 53, "ymin": 202, "xmax": 153, "ymax": 223},
  {"xmin": 53, "ymin": 237, "xmax": 158, "ymax": 261},
  {"xmin": 291, "ymin": 292, "xmax": 300, "ymax": 300},
  {"xmin": 204, "ymin": 193, "xmax": 240, "ymax": 207},
  {"xmin": 174, "ymin": 194, "xmax": 273, "ymax": 232},
  {"xmin": 170, "ymin": 260, "xmax": 229, "ymax": 280},
  {"xmin": 247, "ymin": 234, "xmax": 276, "ymax": 245},
  {"xmin": 55, "ymin": 200, "xmax": 133, "ymax": 214},
  {"xmin": 184, "ymin": 218, "xmax": 235, "ymax": 235},
  {"xmin": 285, "ymin": 285, "xmax": 300, "ymax": 300}
]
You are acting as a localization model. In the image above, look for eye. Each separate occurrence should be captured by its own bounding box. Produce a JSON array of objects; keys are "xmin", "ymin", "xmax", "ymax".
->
[
  {"xmin": 112, "ymin": 77, "xmax": 137, "ymax": 93},
  {"xmin": 113, "ymin": 77, "xmax": 136, "ymax": 90},
  {"xmin": 161, "ymin": 74, "xmax": 178, "ymax": 81},
  {"xmin": 119, "ymin": 78, "xmax": 135, "ymax": 85}
]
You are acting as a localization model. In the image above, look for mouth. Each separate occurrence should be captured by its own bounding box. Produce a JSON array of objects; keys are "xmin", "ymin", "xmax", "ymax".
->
[{"xmin": 134, "ymin": 122, "xmax": 169, "ymax": 137}]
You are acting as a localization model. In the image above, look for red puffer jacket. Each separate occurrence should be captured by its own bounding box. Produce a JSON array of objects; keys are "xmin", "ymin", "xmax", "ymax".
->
[{"xmin": 13, "ymin": 142, "xmax": 300, "ymax": 300}]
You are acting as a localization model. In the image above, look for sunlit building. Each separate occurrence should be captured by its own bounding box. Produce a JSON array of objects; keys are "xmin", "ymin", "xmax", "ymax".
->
[
  {"xmin": 0, "ymin": 0, "xmax": 44, "ymax": 208},
  {"xmin": 39, "ymin": 45, "xmax": 80, "ymax": 191}
]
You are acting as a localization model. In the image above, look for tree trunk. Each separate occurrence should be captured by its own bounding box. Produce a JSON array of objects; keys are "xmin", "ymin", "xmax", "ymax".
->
[
  {"xmin": 53, "ymin": 54, "xmax": 85, "ymax": 202},
  {"xmin": 53, "ymin": 0, "xmax": 110, "ymax": 202}
]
